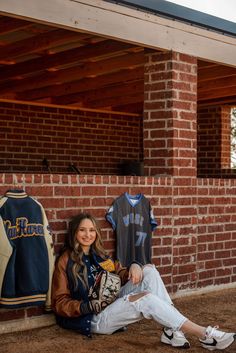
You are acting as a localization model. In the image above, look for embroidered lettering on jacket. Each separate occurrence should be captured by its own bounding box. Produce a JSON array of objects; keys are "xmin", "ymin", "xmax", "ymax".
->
[{"xmin": 4, "ymin": 217, "xmax": 44, "ymax": 240}]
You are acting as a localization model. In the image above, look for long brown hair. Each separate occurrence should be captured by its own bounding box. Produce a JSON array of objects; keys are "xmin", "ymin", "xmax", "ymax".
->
[{"xmin": 65, "ymin": 213, "xmax": 107, "ymax": 289}]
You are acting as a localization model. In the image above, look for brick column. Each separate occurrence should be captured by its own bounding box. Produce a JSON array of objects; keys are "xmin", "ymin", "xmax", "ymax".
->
[
  {"xmin": 143, "ymin": 51, "xmax": 197, "ymax": 177},
  {"xmin": 198, "ymin": 105, "xmax": 231, "ymax": 177}
]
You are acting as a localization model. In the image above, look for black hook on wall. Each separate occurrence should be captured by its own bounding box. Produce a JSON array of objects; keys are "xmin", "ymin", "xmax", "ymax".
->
[
  {"xmin": 42, "ymin": 158, "xmax": 52, "ymax": 173},
  {"xmin": 69, "ymin": 163, "xmax": 81, "ymax": 174}
]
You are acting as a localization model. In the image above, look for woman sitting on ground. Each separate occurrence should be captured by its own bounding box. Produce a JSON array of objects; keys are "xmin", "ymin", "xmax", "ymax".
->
[{"xmin": 51, "ymin": 213, "xmax": 236, "ymax": 351}]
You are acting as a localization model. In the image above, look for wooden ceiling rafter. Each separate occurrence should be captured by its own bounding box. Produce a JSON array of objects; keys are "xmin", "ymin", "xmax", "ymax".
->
[
  {"xmin": 80, "ymin": 91, "xmax": 144, "ymax": 109},
  {"xmin": 0, "ymin": 15, "xmax": 235, "ymax": 114},
  {"xmin": 0, "ymin": 51, "xmax": 144, "ymax": 94},
  {"xmin": 0, "ymin": 28, "xmax": 89, "ymax": 63},
  {"xmin": 0, "ymin": 39, "xmax": 136, "ymax": 80},
  {"xmin": 198, "ymin": 75, "xmax": 236, "ymax": 92},
  {"xmin": 198, "ymin": 85, "xmax": 236, "ymax": 101},
  {"xmin": 198, "ymin": 65, "xmax": 236, "ymax": 82},
  {"xmin": 19, "ymin": 67, "xmax": 144, "ymax": 103},
  {"xmin": 0, "ymin": 33, "xmax": 105, "ymax": 80},
  {"xmin": 198, "ymin": 96, "xmax": 236, "ymax": 106},
  {"xmin": 0, "ymin": 16, "xmax": 33, "ymax": 35},
  {"xmin": 60, "ymin": 79, "xmax": 144, "ymax": 107}
]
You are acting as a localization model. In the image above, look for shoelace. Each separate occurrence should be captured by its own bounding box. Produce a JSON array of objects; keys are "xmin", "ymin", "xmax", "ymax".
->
[{"xmin": 206, "ymin": 326, "xmax": 223, "ymax": 339}]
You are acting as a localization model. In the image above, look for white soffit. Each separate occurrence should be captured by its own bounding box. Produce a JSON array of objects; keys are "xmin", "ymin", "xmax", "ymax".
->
[{"xmin": 0, "ymin": 0, "xmax": 236, "ymax": 66}]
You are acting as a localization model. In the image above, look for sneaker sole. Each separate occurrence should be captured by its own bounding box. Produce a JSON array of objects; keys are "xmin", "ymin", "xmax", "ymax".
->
[
  {"xmin": 161, "ymin": 336, "xmax": 190, "ymax": 349},
  {"xmin": 201, "ymin": 333, "xmax": 236, "ymax": 351}
]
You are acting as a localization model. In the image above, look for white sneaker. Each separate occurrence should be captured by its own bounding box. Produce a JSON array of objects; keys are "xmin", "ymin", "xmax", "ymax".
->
[
  {"xmin": 161, "ymin": 327, "xmax": 190, "ymax": 348},
  {"xmin": 199, "ymin": 326, "xmax": 236, "ymax": 351}
]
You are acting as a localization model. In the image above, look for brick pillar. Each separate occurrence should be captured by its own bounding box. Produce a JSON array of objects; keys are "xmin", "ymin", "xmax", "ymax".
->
[
  {"xmin": 198, "ymin": 105, "xmax": 231, "ymax": 177},
  {"xmin": 143, "ymin": 51, "xmax": 197, "ymax": 177}
]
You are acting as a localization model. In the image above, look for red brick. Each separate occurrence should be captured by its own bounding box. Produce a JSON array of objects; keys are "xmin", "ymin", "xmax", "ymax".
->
[
  {"xmin": 81, "ymin": 186, "xmax": 106, "ymax": 196},
  {"xmin": 54, "ymin": 186, "xmax": 80, "ymax": 197},
  {"xmin": 0, "ymin": 102, "xmax": 142, "ymax": 175},
  {"xmin": 215, "ymin": 250, "xmax": 231, "ymax": 259},
  {"xmin": 26, "ymin": 186, "xmax": 53, "ymax": 196},
  {"xmin": 199, "ymin": 270, "xmax": 215, "ymax": 279}
]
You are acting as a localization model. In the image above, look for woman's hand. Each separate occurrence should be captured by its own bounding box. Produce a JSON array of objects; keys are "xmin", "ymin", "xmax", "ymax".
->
[{"xmin": 128, "ymin": 263, "xmax": 143, "ymax": 285}]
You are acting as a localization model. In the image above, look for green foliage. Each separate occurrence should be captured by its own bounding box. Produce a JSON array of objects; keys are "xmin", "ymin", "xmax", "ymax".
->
[{"xmin": 231, "ymin": 108, "xmax": 236, "ymax": 168}]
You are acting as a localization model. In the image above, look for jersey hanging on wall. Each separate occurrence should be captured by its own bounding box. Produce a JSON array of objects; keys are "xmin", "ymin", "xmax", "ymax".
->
[
  {"xmin": 0, "ymin": 189, "xmax": 55, "ymax": 309},
  {"xmin": 106, "ymin": 192, "xmax": 158, "ymax": 267}
]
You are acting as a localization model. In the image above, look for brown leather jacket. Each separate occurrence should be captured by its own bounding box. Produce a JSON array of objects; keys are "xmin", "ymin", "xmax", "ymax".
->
[{"xmin": 51, "ymin": 251, "xmax": 129, "ymax": 318}]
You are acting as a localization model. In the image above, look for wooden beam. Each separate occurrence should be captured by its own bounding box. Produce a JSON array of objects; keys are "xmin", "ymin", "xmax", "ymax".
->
[
  {"xmin": 198, "ymin": 96, "xmax": 236, "ymax": 106},
  {"xmin": 83, "ymin": 92, "xmax": 144, "ymax": 109},
  {"xmin": 113, "ymin": 102, "xmax": 143, "ymax": 113},
  {"xmin": 0, "ymin": 52, "xmax": 144, "ymax": 93},
  {"xmin": 0, "ymin": 16, "xmax": 32, "ymax": 34},
  {"xmin": 198, "ymin": 86, "xmax": 236, "ymax": 101},
  {"xmin": 0, "ymin": 28, "xmax": 81, "ymax": 62},
  {"xmin": 19, "ymin": 67, "xmax": 144, "ymax": 102},
  {"xmin": 198, "ymin": 65, "xmax": 236, "ymax": 82},
  {"xmin": 0, "ymin": 98, "xmax": 140, "ymax": 116},
  {"xmin": 0, "ymin": 39, "xmax": 138, "ymax": 80},
  {"xmin": 198, "ymin": 75, "xmax": 236, "ymax": 91},
  {"xmin": 197, "ymin": 60, "xmax": 218, "ymax": 69},
  {"xmin": 1, "ymin": 0, "xmax": 236, "ymax": 66},
  {"xmin": 53, "ymin": 80, "xmax": 143, "ymax": 106}
]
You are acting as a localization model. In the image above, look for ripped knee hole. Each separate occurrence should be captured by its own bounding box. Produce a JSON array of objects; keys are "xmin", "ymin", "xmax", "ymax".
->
[{"xmin": 128, "ymin": 291, "xmax": 150, "ymax": 302}]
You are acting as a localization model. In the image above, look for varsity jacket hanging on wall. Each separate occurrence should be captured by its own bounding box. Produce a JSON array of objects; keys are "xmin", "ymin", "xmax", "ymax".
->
[
  {"xmin": 0, "ymin": 189, "xmax": 55, "ymax": 309},
  {"xmin": 106, "ymin": 192, "xmax": 158, "ymax": 267}
]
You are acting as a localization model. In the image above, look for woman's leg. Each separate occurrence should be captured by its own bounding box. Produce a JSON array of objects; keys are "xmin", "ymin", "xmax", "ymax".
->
[
  {"xmin": 181, "ymin": 320, "xmax": 236, "ymax": 351},
  {"xmin": 119, "ymin": 265, "xmax": 172, "ymax": 304},
  {"xmin": 181, "ymin": 320, "xmax": 206, "ymax": 338},
  {"xmin": 91, "ymin": 292, "xmax": 236, "ymax": 351},
  {"xmin": 119, "ymin": 266, "xmax": 190, "ymax": 348},
  {"xmin": 91, "ymin": 295, "xmax": 144, "ymax": 335},
  {"xmin": 91, "ymin": 292, "xmax": 186, "ymax": 335}
]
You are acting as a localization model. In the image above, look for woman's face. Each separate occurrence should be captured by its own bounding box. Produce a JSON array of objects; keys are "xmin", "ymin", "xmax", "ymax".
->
[{"xmin": 76, "ymin": 218, "xmax": 97, "ymax": 253}]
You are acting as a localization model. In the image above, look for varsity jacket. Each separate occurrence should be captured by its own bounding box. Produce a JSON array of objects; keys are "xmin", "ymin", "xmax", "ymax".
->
[
  {"xmin": 0, "ymin": 189, "xmax": 55, "ymax": 309},
  {"xmin": 51, "ymin": 250, "xmax": 128, "ymax": 336}
]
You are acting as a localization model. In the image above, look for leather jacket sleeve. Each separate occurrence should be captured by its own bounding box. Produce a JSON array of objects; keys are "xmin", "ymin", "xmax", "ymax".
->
[
  {"xmin": 115, "ymin": 261, "xmax": 129, "ymax": 285},
  {"xmin": 51, "ymin": 252, "xmax": 83, "ymax": 317}
]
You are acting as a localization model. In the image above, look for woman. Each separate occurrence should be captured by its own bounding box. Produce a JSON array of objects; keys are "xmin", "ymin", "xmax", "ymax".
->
[{"xmin": 51, "ymin": 213, "xmax": 235, "ymax": 351}]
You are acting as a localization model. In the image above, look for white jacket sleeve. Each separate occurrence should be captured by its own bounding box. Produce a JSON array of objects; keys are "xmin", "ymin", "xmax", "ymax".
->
[
  {"xmin": 0, "ymin": 215, "xmax": 12, "ymax": 294},
  {"xmin": 35, "ymin": 200, "xmax": 55, "ymax": 310}
]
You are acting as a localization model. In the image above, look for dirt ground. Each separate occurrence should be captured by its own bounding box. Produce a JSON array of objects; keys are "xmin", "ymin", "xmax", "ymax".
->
[{"xmin": 1, "ymin": 288, "xmax": 236, "ymax": 353}]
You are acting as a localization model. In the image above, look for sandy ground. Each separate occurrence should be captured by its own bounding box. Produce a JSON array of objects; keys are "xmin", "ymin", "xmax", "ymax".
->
[{"xmin": 1, "ymin": 288, "xmax": 236, "ymax": 353}]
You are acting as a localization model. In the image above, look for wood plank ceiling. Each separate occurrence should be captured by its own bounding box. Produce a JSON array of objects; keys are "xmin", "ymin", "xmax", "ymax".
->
[{"xmin": 0, "ymin": 15, "xmax": 236, "ymax": 114}]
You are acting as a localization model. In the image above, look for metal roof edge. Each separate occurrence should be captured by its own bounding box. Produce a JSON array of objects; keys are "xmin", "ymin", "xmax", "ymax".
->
[{"xmin": 105, "ymin": 0, "xmax": 236, "ymax": 37}]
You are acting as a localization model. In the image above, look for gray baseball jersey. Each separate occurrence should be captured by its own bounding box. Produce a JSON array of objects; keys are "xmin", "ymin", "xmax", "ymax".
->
[{"xmin": 106, "ymin": 192, "xmax": 157, "ymax": 267}]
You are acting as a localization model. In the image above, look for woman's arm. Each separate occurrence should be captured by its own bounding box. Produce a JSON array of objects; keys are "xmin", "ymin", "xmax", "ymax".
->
[
  {"xmin": 51, "ymin": 252, "xmax": 84, "ymax": 317},
  {"xmin": 115, "ymin": 261, "xmax": 143, "ymax": 285}
]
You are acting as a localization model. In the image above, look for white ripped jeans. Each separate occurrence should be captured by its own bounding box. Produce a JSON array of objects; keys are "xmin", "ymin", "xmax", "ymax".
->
[{"xmin": 91, "ymin": 265, "xmax": 187, "ymax": 335}]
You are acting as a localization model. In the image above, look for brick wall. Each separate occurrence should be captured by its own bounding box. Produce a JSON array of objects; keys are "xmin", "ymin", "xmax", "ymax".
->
[
  {"xmin": 1, "ymin": 50, "xmax": 236, "ymax": 327},
  {"xmin": 1, "ymin": 173, "xmax": 236, "ymax": 322},
  {"xmin": 0, "ymin": 102, "xmax": 142, "ymax": 175}
]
